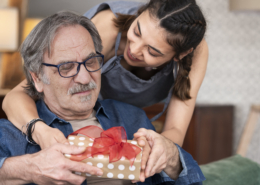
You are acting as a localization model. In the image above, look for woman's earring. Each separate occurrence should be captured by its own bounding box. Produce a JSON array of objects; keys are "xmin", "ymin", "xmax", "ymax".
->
[{"xmin": 152, "ymin": 67, "xmax": 157, "ymax": 70}]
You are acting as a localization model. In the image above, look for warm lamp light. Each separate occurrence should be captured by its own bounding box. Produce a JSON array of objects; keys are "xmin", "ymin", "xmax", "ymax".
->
[
  {"xmin": 230, "ymin": 0, "xmax": 260, "ymax": 11},
  {"xmin": 22, "ymin": 18, "xmax": 42, "ymax": 41},
  {"xmin": 0, "ymin": 8, "xmax": 19, "ymax": 52}
]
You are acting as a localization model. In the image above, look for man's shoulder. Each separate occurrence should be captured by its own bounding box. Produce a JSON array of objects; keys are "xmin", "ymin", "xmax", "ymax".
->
[
  {"xmin": 0, "ymin": 119, "xmax": 26, "ymax": 156},
  {"xmin": 0, "ymin": 119, "xmax": 25, "ymax": 142},
  {"xmin": 0, "ymin": 119, "xmax": 17, "ymax": 132}
]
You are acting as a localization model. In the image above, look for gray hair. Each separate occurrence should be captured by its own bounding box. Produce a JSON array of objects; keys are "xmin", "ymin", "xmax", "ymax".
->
[{"xmin": 21, "ymin": 11, "xmax": 103, "ymax": 99}]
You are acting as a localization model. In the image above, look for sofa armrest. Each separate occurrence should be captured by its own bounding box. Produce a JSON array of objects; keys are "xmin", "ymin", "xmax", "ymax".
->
[{"xmin": 200, "ymin": 155, "xmax": 260, "ymax": 185}]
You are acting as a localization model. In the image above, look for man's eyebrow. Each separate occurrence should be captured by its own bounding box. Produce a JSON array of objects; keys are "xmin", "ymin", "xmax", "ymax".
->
[
  {"xmin": 148, "ymin": 45, "xmax": 164, "ymax": 55},
  {"xmin": 57, "ymin": 52, "xmax": 96, "ymax": 65},
  {"xmin": 83, "ymin": 52, "xmax": 96, "ymax": 61},
  {"xmin": 137, "ymin": 20, "xmax": 142, "ymax": 35}
]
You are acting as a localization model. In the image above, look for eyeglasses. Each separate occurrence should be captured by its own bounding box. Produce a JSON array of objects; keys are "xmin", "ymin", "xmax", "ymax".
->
[{"xmin": 41, "ymin": 52, "xmax": 104, "ymax": 78}]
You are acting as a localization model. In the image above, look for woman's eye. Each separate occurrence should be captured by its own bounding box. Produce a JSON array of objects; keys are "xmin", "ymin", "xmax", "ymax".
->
[
  {"xmin": 148, "ymin": 48, "xmax": 159, "ymax": 57},
  {"xmin": 134, "ymin": 28, "xmax": 139, "ymax": 37}
]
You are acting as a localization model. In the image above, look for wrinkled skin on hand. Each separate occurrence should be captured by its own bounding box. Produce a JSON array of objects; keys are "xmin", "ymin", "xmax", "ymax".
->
[
  {"xmin": 133, "ymin": 128, "xmax": 181, "ymax": 180},
  {"xmin": 29, "ymin": 143, "xmax": 103, "ymax": 185}
]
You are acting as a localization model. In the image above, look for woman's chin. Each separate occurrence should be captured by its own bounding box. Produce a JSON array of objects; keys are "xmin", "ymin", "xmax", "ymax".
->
[{"xmin": 123, "ymin": 53, "xmax": 144, "ymax": 67}]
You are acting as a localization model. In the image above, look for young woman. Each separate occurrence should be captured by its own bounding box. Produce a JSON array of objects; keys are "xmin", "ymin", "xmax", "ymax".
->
[{"xmin": 3, "ymin": 0, "xmax": 208, "ymax": 178}]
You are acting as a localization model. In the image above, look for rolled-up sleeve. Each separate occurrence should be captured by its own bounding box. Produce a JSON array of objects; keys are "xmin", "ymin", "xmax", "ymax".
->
[{"xmin": 175, "ymin": 144, "xmax": 205, "ymax": 184}]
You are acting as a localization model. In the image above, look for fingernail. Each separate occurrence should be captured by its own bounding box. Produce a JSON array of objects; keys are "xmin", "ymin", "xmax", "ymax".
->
[
  {"xmin": 97, "ymin": 171, "xmax": 103, "ymax": 176},
  {"xmin": 139, "ymin": 140, "xmax": 145, "ymax": 146}
]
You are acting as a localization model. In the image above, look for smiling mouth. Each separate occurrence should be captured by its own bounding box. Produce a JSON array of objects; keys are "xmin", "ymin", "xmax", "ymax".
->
[{"xmin": 127, "ymin": 47, "xmax": 142, "ymax": 62}]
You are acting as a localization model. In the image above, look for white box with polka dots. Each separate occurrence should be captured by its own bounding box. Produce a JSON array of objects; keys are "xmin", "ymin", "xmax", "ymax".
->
[{"xmin": 65, "ymin": 135, "xmax": 142, "ymax": 181}]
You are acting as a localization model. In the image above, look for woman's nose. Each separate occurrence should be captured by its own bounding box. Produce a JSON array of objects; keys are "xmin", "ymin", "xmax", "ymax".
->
[{"xmin": 130, "ymin": 41, "xmax": 143, "ymax": 57}]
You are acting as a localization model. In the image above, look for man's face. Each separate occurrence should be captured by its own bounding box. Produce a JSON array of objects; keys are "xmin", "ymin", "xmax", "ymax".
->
[{"xmin": 34, "ymin": 25, "xmax": 101, "ymax": 120}]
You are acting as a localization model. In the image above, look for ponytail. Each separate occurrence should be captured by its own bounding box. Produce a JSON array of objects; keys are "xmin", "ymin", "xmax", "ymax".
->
[{"xmin": 173, "ymin": 53, "xmax": 193, "ymax": 100}]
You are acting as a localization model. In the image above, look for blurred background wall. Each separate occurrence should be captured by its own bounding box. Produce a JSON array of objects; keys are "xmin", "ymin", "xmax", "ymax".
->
[
  {"xmin": 195, "ymin": 0, "xmax": 260, "ymax": 164},
  {"xmin": 26, "ymin": 0, "xmax": 260, "ymax": 164},
  {"xmin": 27, "ymin": 0, "xmax": 146, "ymax": 17}
]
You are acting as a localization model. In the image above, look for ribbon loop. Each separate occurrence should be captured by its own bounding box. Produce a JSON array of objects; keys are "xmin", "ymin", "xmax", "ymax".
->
[{"xmin": 69, "ymin": 126, "xmax": 141, "ymax": 166}]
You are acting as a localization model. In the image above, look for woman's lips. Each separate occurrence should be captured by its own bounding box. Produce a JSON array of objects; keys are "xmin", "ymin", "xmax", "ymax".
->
[{"xmin": 127, "ymin": 47, "xmax": 142, "ymax": 62}]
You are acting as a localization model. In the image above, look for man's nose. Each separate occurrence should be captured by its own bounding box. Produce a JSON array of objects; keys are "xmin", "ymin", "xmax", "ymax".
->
[{"xmin": 73, "ymin": 64, "xmax": 92, "ymax": 84}]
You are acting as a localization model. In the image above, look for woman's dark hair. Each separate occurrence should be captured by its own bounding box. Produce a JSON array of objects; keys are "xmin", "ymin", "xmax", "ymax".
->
[{"xmin": 113, "ymin": 0, "xmax": 206, "ymax": 100}]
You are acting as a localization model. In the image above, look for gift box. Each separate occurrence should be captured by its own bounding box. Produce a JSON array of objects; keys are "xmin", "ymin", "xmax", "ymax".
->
[{"xmin": 64, "ymin": 126, "xmax": 142, "ymax": 181}]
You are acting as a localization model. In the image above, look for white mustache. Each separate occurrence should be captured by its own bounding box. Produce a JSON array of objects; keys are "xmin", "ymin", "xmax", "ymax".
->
[{"xmin": 67, "ymin": 81, "xmax": 97, "ymax": 95}]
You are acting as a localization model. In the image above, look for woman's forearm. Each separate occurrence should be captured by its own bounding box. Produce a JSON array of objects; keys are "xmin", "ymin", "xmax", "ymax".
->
[
  {"xmin": 2, "ymin": 80, "xmax": 39, "ymax": 130},
  {"xmin": 162, "ymin": 40, "xmax": 208, "ymax": 146}
]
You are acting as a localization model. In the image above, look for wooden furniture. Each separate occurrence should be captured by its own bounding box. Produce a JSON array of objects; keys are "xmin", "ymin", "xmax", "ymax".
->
[
  {"xmin": 236, "ymin": 105, "xmax": 260, "ymax": 156},
  {"xmin": 143, "ymin": 104, "xmax": 234, "ymax": 165}
]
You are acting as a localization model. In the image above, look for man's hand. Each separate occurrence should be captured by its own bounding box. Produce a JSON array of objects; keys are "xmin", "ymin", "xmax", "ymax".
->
[
  {"xmin": 30, "ymin": 143, "xmax": 103, "ymax": 185},
  {"xmin": 134, "ymin": 128, "xmax": 182, "ymax": 180},
  {"xmin": 0, "ymin": 143, "xmax": 103, "ymax": 185},
  {"xmin": 32, "ymin": 121, "xmax": 69, "ymax": 149}
]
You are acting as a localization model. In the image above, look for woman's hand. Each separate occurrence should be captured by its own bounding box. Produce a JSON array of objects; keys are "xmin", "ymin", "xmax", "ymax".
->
[
  {"xmin": 133, "ymin": 128, "xmax": 182, "ymax": 180},
  {"xmin": 32, "ymin": 121, "xmax": 69, "ymax": 149},
  {"xmin": 131, "ymin": 136, "xmax": 151, "ymax": 183}
]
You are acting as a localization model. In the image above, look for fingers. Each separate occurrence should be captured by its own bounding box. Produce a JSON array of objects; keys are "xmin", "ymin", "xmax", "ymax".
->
[
  {"xmin": 55, "ymin": 131, "xmax": 70, "ymax": 145},
  {"xmin": 136, "ymin": 137, "xmax": 151, "ymax": 170},
  {"xmin": 139, "ymin": 168, "xmax": 146, "ymax": 182},
  {"xmin": 54, "ymin": 144, "xmax": 103, "ymax": 176},
  {"xmin": 131, "ymin": 168, "xmax": 146, "ymax": 183},
  {"xmin": 55, "ymin": 170, "xmax": 86, "ymax": 185},
  {"xmin": 134, "ymin": 129, "xmax": 159, "ymax": 146},
  {"xmin": 66, "ymin": 159, "xmax": 103, "ymax": 176},
  {"xmin": 55, "ymin": 143, "xmax": 86, "ymax": 155},
  {"xmin": 133, "ymin": 128, "xmax": 148, "ymax": 139}
]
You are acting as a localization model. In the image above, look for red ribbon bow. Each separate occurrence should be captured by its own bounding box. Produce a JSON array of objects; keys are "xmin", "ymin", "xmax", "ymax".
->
[{"xmin": 69, "ymin": 126, "xmax": 141, "ymax": 166}]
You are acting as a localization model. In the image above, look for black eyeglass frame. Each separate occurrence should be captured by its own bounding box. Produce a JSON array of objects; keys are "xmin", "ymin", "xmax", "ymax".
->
[{"xmin": 41, "ymin": 51, "xmax": 104, "ymax": 78}]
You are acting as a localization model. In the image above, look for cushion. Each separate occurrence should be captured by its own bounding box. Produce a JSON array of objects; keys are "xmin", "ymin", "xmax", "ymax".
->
[{"xmin": 200, "ymin": 155, "xmax": 260, "ymax": 185}]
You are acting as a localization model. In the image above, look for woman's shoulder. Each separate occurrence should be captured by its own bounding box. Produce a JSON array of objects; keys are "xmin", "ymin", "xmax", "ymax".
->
[
  {"xmin": 84, "ymin": 1, "xmax": 145, "ymax": 19},
  {"xmin": 91, "ymin": 9, "xmax": 118, "ymax": 59}
]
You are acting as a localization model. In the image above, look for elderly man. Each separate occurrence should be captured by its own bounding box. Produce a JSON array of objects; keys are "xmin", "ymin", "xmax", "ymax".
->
[{"xmin": 0, "ymin": 11, "xmax": 204, "ymax": 185}]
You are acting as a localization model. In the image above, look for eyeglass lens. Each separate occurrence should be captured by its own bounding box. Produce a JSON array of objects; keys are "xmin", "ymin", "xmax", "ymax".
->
[{"xmin": 59, "ymin": 56, "xmax": 103, "ymax": 77}]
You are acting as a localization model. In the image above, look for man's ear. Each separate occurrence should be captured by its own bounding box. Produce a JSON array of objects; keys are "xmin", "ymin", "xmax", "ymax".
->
[
  {"xmin": 174, "ymin": 48, "xmax": 194, "ymax": 61},
  {"xmin": 30, "ymin": 72, "xmax": 44, "ymax": 93}
]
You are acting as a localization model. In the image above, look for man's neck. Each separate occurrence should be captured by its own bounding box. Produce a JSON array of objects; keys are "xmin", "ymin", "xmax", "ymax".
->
[{"xmin": 43, "ymin": 100, "xmax": 94, "ymax": 121}]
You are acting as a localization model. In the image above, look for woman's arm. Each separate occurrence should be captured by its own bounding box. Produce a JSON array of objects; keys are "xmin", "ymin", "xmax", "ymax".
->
[
  {"xmin": 133, "ymin": 40, "xmax": 208, "ymax": 179},
  {"xmin": 2, "ymin": 79, "xmax": 68, "ymax": 148},
  {"xmin": 162, "ymin": 39, "xmax": 209, "ymax": 146},
  {"xmin": 3, "ymin": 80, "xmax": 38, "ymax": 128}
]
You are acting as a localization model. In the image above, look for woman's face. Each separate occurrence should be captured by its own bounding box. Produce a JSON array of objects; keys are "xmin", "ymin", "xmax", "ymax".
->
[{"xmin": 124, "ymin": 10, "xmax": 175, "ymax": 68}]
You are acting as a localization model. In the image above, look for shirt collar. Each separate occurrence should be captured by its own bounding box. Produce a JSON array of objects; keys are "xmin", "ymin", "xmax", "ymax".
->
[{"xmin": 36, "ymin": 99, "xmax": 109, "ymax": 126}]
